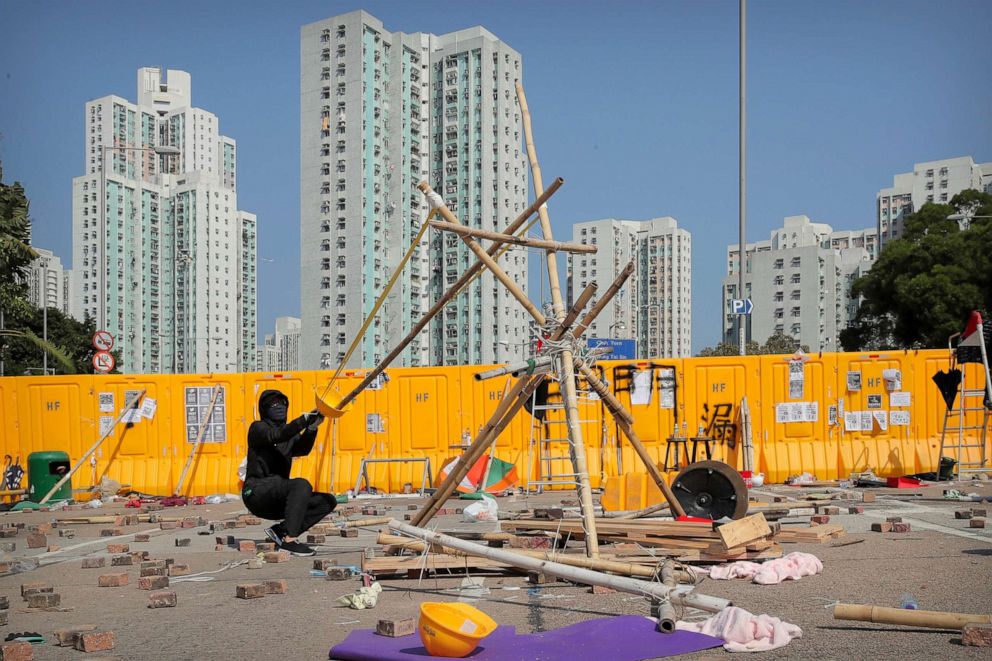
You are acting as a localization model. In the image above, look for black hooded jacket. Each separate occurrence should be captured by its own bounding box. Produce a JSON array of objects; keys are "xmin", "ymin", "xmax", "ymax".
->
[{"xmin": 245, "ymin": 389, "xmax": 317, "ymax": 481}]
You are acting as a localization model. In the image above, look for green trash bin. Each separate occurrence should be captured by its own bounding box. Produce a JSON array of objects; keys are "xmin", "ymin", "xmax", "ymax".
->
[{"xmin": 27, "ymin": 451, "xmax": 71, "ymax": 503}]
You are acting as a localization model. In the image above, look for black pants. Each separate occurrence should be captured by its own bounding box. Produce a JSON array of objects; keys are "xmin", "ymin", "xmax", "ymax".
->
[{"xmin": 242, "ymin": 477, "xmax": 336, "ymax": 537}]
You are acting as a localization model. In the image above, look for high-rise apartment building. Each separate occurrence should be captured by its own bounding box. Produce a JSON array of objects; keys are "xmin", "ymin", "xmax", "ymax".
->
[
  {"xmin": 722, "ymin": 215, "xmax": 877, "ymax": 352},
  {"xmin": 300, "ymin": 10, "xmax": 528, "ymax": 370},
  {"xmin": 257, "ymin": 316, "xmax": 301, "ymax": 372},
  {"xmin": 877, "ymin": 156, "xmax": 992, "ymax": 245},
  {"xmin": 27, "ymin": 248, "xmax": 71, "ymax": 317},
  {"xmin": 567, "ymin": 217, "xmax": 692, "ymax": 358},
  {"xmin": 71, "ymin": 68, "xmax": 257, "ymax": 374}
]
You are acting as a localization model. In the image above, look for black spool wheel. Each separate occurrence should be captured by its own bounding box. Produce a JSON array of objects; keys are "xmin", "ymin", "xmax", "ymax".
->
[{"xmin": 672, "ymin": 460, "xmax": 749, "ymax": 520}]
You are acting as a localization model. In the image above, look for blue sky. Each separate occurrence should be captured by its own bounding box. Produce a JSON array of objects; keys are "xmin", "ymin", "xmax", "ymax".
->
[{"xmin": 2, "ymin": 0, "xmax": 990, "ymax": 353}]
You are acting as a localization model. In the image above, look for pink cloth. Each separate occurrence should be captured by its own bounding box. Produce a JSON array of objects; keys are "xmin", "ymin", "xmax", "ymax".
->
[
  {"xmin": 676, "ymin": 606, "xmax": 802, "ymax": 652},
  {"xmin": 698, "ymin": 551, "xmax": 822, "ymax": 584}
]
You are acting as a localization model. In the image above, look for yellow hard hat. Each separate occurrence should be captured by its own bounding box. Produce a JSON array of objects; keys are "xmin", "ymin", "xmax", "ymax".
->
[{"xmin": 418, "ymin": 602, "xmax": 497, "ymax": 658}]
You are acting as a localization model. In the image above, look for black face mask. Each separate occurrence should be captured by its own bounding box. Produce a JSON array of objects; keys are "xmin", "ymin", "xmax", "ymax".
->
[{"xmin": 267, "ymin": 402, "xmax": 288, "ymax": 423}]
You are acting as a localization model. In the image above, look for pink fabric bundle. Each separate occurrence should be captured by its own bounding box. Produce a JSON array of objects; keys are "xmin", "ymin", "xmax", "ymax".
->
[
  {"xmin": 698, "ymin": 551, "xmax": 822, "ymax": 584},
  {"xmin": 676, "ymin": 606, "xmax": 802, "ymax": 652}
]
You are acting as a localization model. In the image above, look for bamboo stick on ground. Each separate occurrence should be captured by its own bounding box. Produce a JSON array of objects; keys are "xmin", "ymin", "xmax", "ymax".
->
[
  {"xmin": 833, "ymin": 603, "xmax": 992, "ymax": 630},
  {"xmin": 389, "ymin": 519, "xmax": 727, "ymax": 612},
  {"xmin": 428, "ymin": 220, "xmax": 596, "ymax": 254}
]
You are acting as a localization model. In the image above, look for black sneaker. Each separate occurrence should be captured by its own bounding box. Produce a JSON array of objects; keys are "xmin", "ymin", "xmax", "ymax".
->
[
  {"xmin": 264, "ymin": 524, "xmax": 286, "ymax": 547},
  {"xmin": 281, "ymin": 540, "xmax": 315, "ymax": 557}
]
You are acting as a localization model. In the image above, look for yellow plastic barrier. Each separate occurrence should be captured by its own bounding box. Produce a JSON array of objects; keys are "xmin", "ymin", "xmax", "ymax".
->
[{"xmin": 0, "ymin": 350, "xmax": 986, "ymax": 497}]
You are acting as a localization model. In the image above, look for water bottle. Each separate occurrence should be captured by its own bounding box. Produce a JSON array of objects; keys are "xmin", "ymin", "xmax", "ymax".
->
[{"xmin": 899, "ymin": 593, "xmax": 918, "ymax": 610}]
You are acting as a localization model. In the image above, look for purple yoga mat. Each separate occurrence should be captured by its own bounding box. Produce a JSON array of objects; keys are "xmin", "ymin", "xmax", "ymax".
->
[{"xmin": 329, "ymin": 615, "xmax": 724, "ymax": 661}]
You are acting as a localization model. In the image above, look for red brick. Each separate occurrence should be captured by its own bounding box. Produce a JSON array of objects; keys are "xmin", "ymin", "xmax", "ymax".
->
[
  {"xmin": 100, "ymin": 528, "xmax": 123, "ymax": 537},
  {"xmin": 891, "ymin": 522, "xmax": 912, "ymax": 533},
  {"xmin": 81, "ymin": 557, "xmax": 106, "ymax": 569},
  {"xmin": 130, "ymin": 550, "xmax": 150, "ymax": 563},
  {"xmin": 46, "ymin": 544, "xmax": 61, "ymax": 552},
  {"xmin": 821, "ymin": 506, "xmax": 841, "ymax": 515},
  {"xmin": 263, "ymin": 551, "xmax": 290, "ymax": 563},
  {"xmin": 53, "ymin": 626, "xmax": 96, "ymax": 647},
  {"xmin": 20, "ymin": 582, "xmax": 50, "ymax": 596},
  {"xmin": 590, "ymin": 585, "xmax": 617, "ymax": 595},
  {"xmin": 810, "ymin": 514, "xmax": 831, "ymax": 524},
  {"xmin": 256, "ymin": 542, "xmax": 276, "ymax": 552},
  {"xmin": 26, "ymin": 533, "xmax": 46, "ymax": 548},
  {"xmin": 31, "ymin": 523, "xmax": 52, "ymax": 534},
  {"xmin": 74, "ymin": 631, "xmax": 115, "ymax": 653},
  {"xmin": 160, "ymin": 521, "xmax": 180, "ymax": 530},
  {"xmin": 168, "ymin": 564, "xmax": 191, "ymax": 576},
  {"xmin": 972, "ymin": 508, "xmax": 989, "ymax": 518},
  {"xmin": 848, "ymin": 506, "xmax": 864, "ymax": 514},
  {"xmin": 955, "ymin": 510, "xmax": 974, "ymax": 519},
  {"xmin": 871, "ymin": 522, "xmax": 893, "ymax": 533},
  {"xmin": 215, "ymin": 544, "xmax": 229, "ymax": 551},
  {"xmin": 238, "ymin": 540, "xmax": 256, "ymax": 553},
  {"xmin": 969, "ymin": 518, "xmax": 987, "ymax": 529},
  {"xmin": 236, "ymin": 583, "xmax": 266, "ymax": 599},
  {"xmin": 326, "ymin": 567, "xmax": 352, "ymax": 580},
  {"xmin": 862, "ymin": 492, "xmax": 876, "ymax": 502},
  {"xmin": 26, "ymin": 592, "xmax": 60, "ymax": 608},
  {"xmin": 243, "ymin": 517, "xmax": 262, "ymax": 526},
  {"xmin": 181, "ymin": 519, "xmax": 197, "ymax": 529},
  {"xmin": 0, "ymin": 641, "xmax": 33, "ymax": 660},
  {"xmin": 0, "ymin": 611, "xmax": 6, "ymax": 627},
  {"xmin": 175, "ymin": 538, "xmax": 191, "ymax": 547},
  {"xmin": 134, "ymin": 533, "xmax": 151, "ymax": 542},
  {"xmin": 376, "ymin": 618, "xmax": 416, "ymax": 637},
  {"xmin": 263, "ymin": 579, "xmax": 287, "ymax": 594},
  {"xmin": 340, "ymin": 528, "xmax": 358, "ymax": 538},
  {"xmin": 141, "ymin": 560, "xmax": 166, "ymax": 569},
  {"xmin": 313, "ymin": 559, "xmax": 337, "ymax": 571},
  {"xmin": 0, "ymin": 529, "xmax": 16, "ymax": 538},
  {"xmin": 106, "ymin": 543, "xmax": 129, "ymax": 553},
  {"xmin": 306, "ymin": 534, "xmax": 325, "ymax": 544},
  {"xmin": 886, "ymin": 516, "xmax": 903, "ymax": 523},
  {"xmin": 147, "ymin": 591, "xmax": 177, "ymax": 608},
  {"xmin": 110, "ymin": 554, "xmax": 133, "ymax": 566},
  {"xmin": 98, "ymin": 573, "xmax": 129, "ymax": 587},
  {"xmin": 962, "ymin": 622, "xmax": 992, "ymax": 647},
  {"xmin": 138, "ymin": 576, "xmax": 169, "ymax": 590},
  {"xmin": 509, "ymin": 535, "xmax": 553, "ymax": 549},
  {"xmin": 140, "ymin": 566, "xmax": 166, "ymax": 577}
]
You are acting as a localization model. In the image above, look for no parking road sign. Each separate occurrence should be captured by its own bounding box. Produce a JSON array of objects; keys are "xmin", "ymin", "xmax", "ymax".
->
[
  {"xmin": 93, "ymin": 350, "xmax": 115, "ymax": 374},
  {"xmin": 92, "ymin": 330, "xmax": 115, "ymax": 352}
]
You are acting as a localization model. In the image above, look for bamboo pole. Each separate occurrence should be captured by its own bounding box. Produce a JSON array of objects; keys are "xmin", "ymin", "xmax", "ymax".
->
[
  {"xmin": 516, "ymin": 82, "xmax": 599, "ymax": 558},
  {"xmin": 428, "ymin": 220, "xmax": 597, "ymax": 254},
  {"xmin": 607, "ymin": 500, "xmax": 671, "ymax": 520},
  {"xmin": 657, "ymin": 560, "xmax": 679, "ymax": 632},
  {"xmin": 561, "ymin": 281, "xmax": 598, "ymax": 335},
  {"xmin": 375, "ymin": 532, "xmax": 696, "ymax": 582},
  {"xmin": 339, "ymin": 516, "xmax": 392, "ymax": 528},
  {"xmin": 40, "ymin": 389, "xmax": 146, "ymax": 505},
  {"xmin": 174, "ymin": 384, "xmax": 222, "ymax": 496},
  {"xmin": 334, "ymin": 177, "xmax": 564, "ymax": 410},
  {"xmin": 389, "ymin": 520, "xmax": 728, "ymax": 612},
  {"xmin": 573, "ymin": 261, "xmax": 635, "ymax": 339},
  {"xmin": 833, "ymin": 603, "xmax": 992, "ymax": 630}
]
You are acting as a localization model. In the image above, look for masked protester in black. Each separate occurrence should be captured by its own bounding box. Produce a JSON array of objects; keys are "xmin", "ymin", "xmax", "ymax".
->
[{"xmin": 242, "ymin": 389, "xmax": 336, "ymax": 556}]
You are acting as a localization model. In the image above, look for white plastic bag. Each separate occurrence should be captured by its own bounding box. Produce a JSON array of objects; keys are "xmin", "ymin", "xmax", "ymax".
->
[{"xmin": 462, "ymin": 494, "xmax": 499, "ymax": 522}]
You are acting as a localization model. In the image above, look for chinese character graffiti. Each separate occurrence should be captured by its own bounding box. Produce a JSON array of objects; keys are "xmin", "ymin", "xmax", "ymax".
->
[{"xmin": 701, "ymin": 402, "xmax": 737, "ymax": 448}]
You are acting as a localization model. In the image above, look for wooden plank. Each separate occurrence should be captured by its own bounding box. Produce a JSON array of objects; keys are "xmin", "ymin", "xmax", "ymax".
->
[
  {"xmin": 362, "ymin": 554, "xmax": 513, "ymax": 576},
  {"xmin": 716, "ymin": 513, "xmax": 771, "ymax": 550}
]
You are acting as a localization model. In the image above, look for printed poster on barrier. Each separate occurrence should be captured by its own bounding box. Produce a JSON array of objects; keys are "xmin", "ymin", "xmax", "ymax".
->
[
  {"xmin": 844, "ymin": 411, "xmax": 861, "ymax": 432},
  {"xmin": 122, "ymin": 390, "xmax": 143, "ymax": 423},
  {"xmin": 882, "ymin": 368, "xmax": 902, "ymax": 391},
  {"xmin": 828, "ymin": 405, "xmax": 838, "ymax": 426},
  {"xmin": 366, "ymin": 413, "xmax": 386, "ymax": 433},
  {"xmin": 98, "ymin": 392, "xmax": 115, "ymax": 413},
  {"xmin": 789, "ymin": 360, "xmax": 804, "ymax": 399},
  {"xmin": 891, "ymin": 410, "xmax": 911, "ymax": 426},
  {"xmin": 847, "ymin": 371, "xmax": 861, "ymax": 392},
  {"xmin": 867, "ymin": 394, "xmax": 882, "ymax": 409},
  {"xmin": 140, "ymin": 397, "xmax": 157, "ymax": 420},
  {"xmin": 99, "ymin": 415, "xmax": 114, "ymax": 436},
  {"xmin": 659, "ymin": 368, "xmax": 675, "ymax": 409},
  {"xmin": 631, "ymin": 369, "xmax": 653, "ymax": 406},
  {"xmin": 872, "ymin": 410, "xmax": 888, "ymax": 431},
  {"xmin": 183, "ymin": 386, "xmax": 227, "ymax": 443},
  {"xmin": 890, "ymin": 391, "xmax": 911, "ymax": 407}
]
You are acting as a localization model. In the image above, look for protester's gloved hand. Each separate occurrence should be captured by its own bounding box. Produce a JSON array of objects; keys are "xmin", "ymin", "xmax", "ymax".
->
[{"xmin": 303, "ymin": 409, "xmax": 325, "ymax": 430}]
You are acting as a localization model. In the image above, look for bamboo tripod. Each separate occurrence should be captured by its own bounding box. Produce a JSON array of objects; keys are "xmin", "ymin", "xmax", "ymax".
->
[{"xmin": 410, "ymin": 83, "xmax": 687, "ymax": 559}]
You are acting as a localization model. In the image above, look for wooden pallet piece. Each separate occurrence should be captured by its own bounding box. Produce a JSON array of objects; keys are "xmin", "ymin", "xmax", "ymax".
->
[{"xmin": 716, "ymin": 513, "xmax": 770, "ymax": 550}]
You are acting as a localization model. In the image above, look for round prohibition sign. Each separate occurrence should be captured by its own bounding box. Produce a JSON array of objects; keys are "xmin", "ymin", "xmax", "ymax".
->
[
  {"xmin": 92, "ymin": 330, "xmax": 115, "ymax": 352},
  {"xmin": 93, "ymin": 350, "xmax": 116, "ymax": 373}
]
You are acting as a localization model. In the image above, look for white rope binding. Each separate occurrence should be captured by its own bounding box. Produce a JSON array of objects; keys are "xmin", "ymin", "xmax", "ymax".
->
[{"xmin": 426, "ymin": 190, "xmax": 446, "ymax": 211}]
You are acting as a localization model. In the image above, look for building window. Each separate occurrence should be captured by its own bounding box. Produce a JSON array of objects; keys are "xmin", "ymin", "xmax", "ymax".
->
[
  {"xmin": 774, "ymin": 258, "xmax": 783, "ymax": 269},
  {"xmin": 790, "ymin": 257, "xmax": 801, "ymax": 267}
]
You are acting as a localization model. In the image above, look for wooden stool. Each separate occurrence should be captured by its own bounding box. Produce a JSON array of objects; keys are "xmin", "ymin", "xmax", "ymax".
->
[
  {"xmin": 690, "ymin": 436, "xmax": 715, "ymax": 463},
  {"xmin": 663, "ymin": 436, "xmax": 689, "ymax": 471}
]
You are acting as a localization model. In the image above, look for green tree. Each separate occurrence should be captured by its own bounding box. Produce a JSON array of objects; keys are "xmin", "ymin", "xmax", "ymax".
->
[
  {"xmin": 698, "ymin": 340, "xmax": 759, "ymax": 357},
  {"xmin": 697, "ymin": 331, "xmax": 807, "ymax": 357},
  {"xmin": 0, "ymin": 162, "xmax": 38, "ymax": 313},
  {"xmin": 0, "ymin": 160, "xmax": 116, "ymax": 375},
  {"xmin": 841, "ymin": 190, "xmax": 992, "ymax": 351}
]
